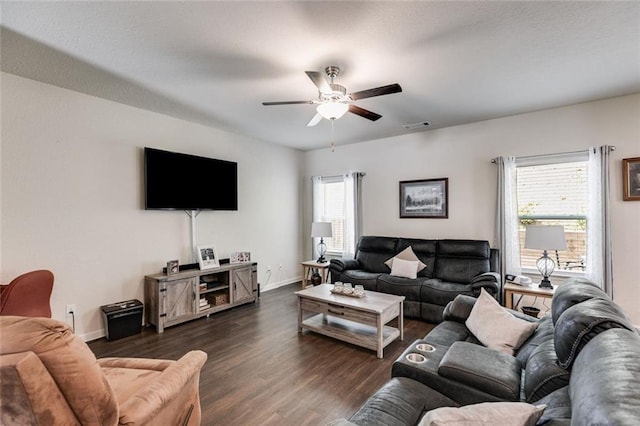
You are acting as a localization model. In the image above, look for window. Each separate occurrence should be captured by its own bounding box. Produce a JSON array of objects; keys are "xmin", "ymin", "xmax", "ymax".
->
[
  {"xmin": 317, "ymin": 177, "xmax": 345, "ymax": 254},
  {"xmin": 312, "ymin": 172, "xmax": 364, "ymax": 257},
  {"xmin": 515, "ymin": 154, "xmax": 588, "ymax": 274}
]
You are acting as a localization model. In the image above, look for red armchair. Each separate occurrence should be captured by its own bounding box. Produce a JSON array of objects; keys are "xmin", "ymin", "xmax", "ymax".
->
[{"xmin": 0, "ymin": 270, "xmax": 54, "ymax": 317}]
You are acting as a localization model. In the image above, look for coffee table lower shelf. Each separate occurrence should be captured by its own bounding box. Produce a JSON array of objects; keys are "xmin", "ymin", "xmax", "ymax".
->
[{"xmin": 301, "ymin": 313, "xmax": 401, "ymax": 357}]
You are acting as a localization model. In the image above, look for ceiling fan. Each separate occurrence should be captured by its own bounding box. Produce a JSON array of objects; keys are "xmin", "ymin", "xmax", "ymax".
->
[{"xmin": 262, "ymin": 66, "xmax": 402, "ymax": 127}]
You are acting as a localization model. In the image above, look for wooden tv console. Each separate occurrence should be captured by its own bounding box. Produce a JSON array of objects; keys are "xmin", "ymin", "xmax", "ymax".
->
[{"xmin": 144, "ymin": 262, "xmax": 257, "ymax": 333}]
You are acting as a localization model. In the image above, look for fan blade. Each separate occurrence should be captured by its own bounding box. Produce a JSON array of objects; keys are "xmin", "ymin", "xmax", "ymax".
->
[
  {"xmin": 305, "ymin": 71, "xmax": 332, "ymax": 95},
  {"xmin": 349, "ymin": 83, "xmax": 402, "ymax": 100},
  {"xmin": 349, "ymin": 105, "xmax": 382, "ymax": 121},
  {"xmin": 307, "ymin": 113, "xmax": 323, "ymax": 127},
  {"xmin": 262, "ymin": 100, "xmax": 314, "ymax": 106}
]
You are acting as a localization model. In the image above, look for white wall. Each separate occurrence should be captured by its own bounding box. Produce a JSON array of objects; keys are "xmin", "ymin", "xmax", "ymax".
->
[
  {"xmin": 304, "ymin": 94, "xmax": 640, "ymax": 324},
  {"xmin": 1, "ymin": 73, "xmax": 304, "ymax": 340}
]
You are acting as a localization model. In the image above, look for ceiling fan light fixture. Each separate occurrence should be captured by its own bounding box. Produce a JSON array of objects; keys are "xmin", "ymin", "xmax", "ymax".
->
[{"xmin": 316, "ymin": 102, "xmax": 349, "ymax": 120}]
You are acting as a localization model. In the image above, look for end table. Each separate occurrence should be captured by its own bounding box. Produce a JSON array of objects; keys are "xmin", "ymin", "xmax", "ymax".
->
[
  {"xmin": 300, "ymin": 260, "xmax": 330, "ymax": 288},
  {"xmin": 504, "ymin": 282, "xmax": 554, "ymax": 311}
]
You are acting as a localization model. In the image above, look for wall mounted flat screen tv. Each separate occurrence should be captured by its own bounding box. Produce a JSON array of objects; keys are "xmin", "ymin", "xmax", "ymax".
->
[{"xmin": 144, "ymin": 147, "xmax": 238, "ymax": 210}]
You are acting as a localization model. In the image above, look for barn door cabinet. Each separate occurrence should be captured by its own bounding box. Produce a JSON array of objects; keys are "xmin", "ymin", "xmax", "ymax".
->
[{"xmin": 145, "ymin": 262, "xmax": 257, "ymax": 333}]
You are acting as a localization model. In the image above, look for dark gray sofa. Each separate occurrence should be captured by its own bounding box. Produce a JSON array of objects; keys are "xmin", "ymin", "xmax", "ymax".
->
[
  {"xmin": 340, "ymin": 278, "xmax": 640, "ymax": 425},
  {"xmin": 329, "ymin": 236, "xmax": 501, "ymax": 322}
]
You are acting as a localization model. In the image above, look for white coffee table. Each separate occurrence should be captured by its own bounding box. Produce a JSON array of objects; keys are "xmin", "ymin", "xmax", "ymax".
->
[{"xmin": 295, "ymin": 284, "xmax": 404, "ymax": 358}]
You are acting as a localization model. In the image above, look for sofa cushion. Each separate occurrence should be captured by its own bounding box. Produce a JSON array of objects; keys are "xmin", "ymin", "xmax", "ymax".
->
[
  {"xmin": 554, "ymin": 298, "xmax": 635, "ymax": 369},
  {"xmin": 418, "ymin": 402, "xmax": 545, "ymax": 426},
  {"xmin": 385, "ymin": 246, "xmax": 427, "ymax": 273},
  {"xmin": 465, "ymin": 289, "xmax": 537, "ymax": 355},
  {"xmin": 0, "ymin": 351, "xmax": 79, "ymax": 425},
  {"xmin": 515, "ymin": 316, "xmax": 554, "ymax": 366},
  {"xmin": 377, "ymin": 274, "xmax": 423, "ymax": 301},
  {"xmin": 424, "ymin": 321, "xmax": 472, "ymax": 347},
  {"xmin": 434, "ymin": 240, "xmax": 491, "ymax": 284},
  {"xmin": 349, "ymin": 377, "xmax": 459, "ymax": 426},
  {"xmin": 420, "ymin": 280, "xmax": 475, "ymax": 307},
  {"xmin": 569, "ymin": 328, "xmax": 640, "ymax": 425},
  {"xmin": 532, "ymin": 386, "xmax": 572, "ymax": 425},
  {"xmin": 340, "ymin": 270, "xmax": 381, "ymax": 291},
  {"xmin": 355, "ymin": 236, "xmax": 398, "ymax": 273},
  {"xmin": 523, "ymin": 339, "xmax": 570, "ymax": 402},
  {"xmin": 551, "ymin": 278, "xmax": 608, "ymax": 325},
  {"xmin": 437, "ymin": 342, "xmax": 522, "ymax": 401}
]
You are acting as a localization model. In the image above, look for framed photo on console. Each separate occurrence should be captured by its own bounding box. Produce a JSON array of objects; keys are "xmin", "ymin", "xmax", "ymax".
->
[
  {"xmin": 166, "ymin": 259, "xmax": 179, "ymax": 275},
  {"xmin": 230, "ymin": 251, "xmax": 251, "ymax": 263},
  {"xmin": 197, "ymin": 244, "xmax": 219, "ymax": 270},
  {"xmin": 399, "ymin": 178, "xmax": 449, "ymax": 218},
  {"xmin": 623, "ymin": 157, "xmax": 640, "ymax": 201}
]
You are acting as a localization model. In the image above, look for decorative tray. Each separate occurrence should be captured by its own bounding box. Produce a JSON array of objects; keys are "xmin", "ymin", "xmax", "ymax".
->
[{"xmin": 330, "ymin": 289, "xmax": 365, "ymax": 298}]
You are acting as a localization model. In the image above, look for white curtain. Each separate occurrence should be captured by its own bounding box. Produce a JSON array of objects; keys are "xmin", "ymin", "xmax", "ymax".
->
[
  {"xmin": 495, "ymin": 156, "xmax": 521, "ymax": 289},
  {"xmin": 586, "ymin": 146, "xmax": 614, "ymax": 296},
  {"xmin": 344, "ymin": 172, "xmax": 365, "ymax": 258},
  {"xmin": 311, "ymin": 176, "xmax": 325, "ymax": 260}
]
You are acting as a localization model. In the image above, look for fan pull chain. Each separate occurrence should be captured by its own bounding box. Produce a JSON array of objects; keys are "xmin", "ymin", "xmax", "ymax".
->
[{"xmin": 330, "ymin": 119, "xmax": 336, "ymax": 152}]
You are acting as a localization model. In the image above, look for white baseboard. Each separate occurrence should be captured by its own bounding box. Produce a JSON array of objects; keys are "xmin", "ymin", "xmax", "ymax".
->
[
  {"xmin": 80, "ymin": 277, "xmax": 303, "ymax": 342},
  {"xmin": 261, "ymin": 276, "xmax": 302, "ymax": 292},
  {"xmin": 80, "ymin": 328, "xmax": 106, "ymax": 342}
]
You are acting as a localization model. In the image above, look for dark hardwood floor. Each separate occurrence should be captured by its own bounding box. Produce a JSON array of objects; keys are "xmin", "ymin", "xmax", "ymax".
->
[{"xmin": 88, "ymin": 284, "xmax": 434, "ymax": 426}]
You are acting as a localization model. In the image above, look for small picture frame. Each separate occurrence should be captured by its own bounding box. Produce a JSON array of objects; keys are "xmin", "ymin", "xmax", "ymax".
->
[
  {"xmin": 197, "ymin": 244, "xmax": 220, "ymax": 270},
  {"xmin": 623, "ymin": 157, "xmax": 640, "ymax": 201},
  {"xmin": 166, "ymin": 259, "xmax": 179, "ymax": 275},
  {"xmin": 399, "ymin": 178, "xmax": 449, "ymax": 218},
  {"xmin": 231, "ymin": 252, "xmax": 251, "ymax": 263}
]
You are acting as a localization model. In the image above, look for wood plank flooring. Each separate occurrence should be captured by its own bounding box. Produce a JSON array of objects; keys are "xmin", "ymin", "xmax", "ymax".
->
[{"xmin": 88, "ymin": 283, "xmax": 434, "ymax": 426}]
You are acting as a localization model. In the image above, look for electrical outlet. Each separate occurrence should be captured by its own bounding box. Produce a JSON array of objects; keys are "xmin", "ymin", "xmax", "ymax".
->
[
  {"xmin": 266, "ymin": 265, "xmax": 271, "ymax": 272},
  {"xmin": 65, "ymin": 304, "xmax": 76, "ymax": 316},
  {"xmin": 279, "ymin": 264, "xmax": 283, "ymax": 270}
]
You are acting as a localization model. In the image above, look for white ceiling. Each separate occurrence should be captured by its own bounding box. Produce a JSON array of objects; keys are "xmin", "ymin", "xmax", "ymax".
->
[{"xmin": 2, "ymin": 1, "xmax": 639, "ymax": 151}]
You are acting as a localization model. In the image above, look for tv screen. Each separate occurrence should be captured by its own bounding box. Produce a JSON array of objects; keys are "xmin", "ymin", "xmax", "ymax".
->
[{"xmin": 144, "ymin": 147, "xmax": 238, "ymax": 210}]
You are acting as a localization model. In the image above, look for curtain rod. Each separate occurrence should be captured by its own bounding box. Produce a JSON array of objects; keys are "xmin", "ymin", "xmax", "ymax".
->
[
  {"xmin": 491, "ymin": 146, "xmax": 616, "ymax": 163},
  {"xmin": 311, "ymin": 172, "xmax": 367, "ymax": 180}
]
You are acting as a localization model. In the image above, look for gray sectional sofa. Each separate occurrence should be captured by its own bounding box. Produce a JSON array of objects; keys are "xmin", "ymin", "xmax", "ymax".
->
[
  {"xmin": 329, "ymin": 236, "xmax": 501, "ymax": 322},
  {"xmin": 339, "ymin": 278, "xmax": 640, "ymax": 425}
]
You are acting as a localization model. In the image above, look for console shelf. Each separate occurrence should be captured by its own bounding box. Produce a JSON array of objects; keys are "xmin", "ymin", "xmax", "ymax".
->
[{"xmin": 145, "ymin": 262, "xmax": 257, "ymax": 333}]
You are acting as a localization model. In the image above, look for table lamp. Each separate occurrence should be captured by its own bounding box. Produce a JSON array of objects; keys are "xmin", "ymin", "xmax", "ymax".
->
[
  {"xmin": 524, "ymin": 225, "xmax": 566, "ymax": 289},
  {"xmin": 311, "ymin": 222, "xmax": 333, "ymax": 263}
]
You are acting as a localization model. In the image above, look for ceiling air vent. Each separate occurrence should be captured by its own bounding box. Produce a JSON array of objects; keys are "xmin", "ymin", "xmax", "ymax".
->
[{"xmin": 402, "ymin": 121, "xmax": 431, "ymax": 130}]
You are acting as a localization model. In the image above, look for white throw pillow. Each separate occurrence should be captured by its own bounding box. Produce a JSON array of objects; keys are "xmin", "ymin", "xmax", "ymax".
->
[
  {"xmin": 418, "ymin": 402, "xmax": 546, "ymax": 426},
  {"xmin": 465, "ymin": 288, "xmax": 537, "ymax": 355},
  {"xmin": 390, "ymin": 257, "xmax": 420, "ymax": 279},
  {"xmin": 384, "ymin": 246, "xmax": 427, "ymax": 273}
]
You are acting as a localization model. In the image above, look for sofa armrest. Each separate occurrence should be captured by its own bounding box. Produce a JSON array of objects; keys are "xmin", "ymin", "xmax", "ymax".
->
[
  {"xmin": 101, "ymin": 350, "xmax": 207, "ymax": 425},
  {"xmin": 1, "ymin": 351, "xmax": 80, "ymax": 425},
  {"xmin": 471, "ymin": 272, "xmax": 500, "ymax": 285},
  {"xmin": 470, "ymin": 273, "xmax": 500, "ymax": 298},
  {"xmin": 438, "ymin": 342, "xmax": 522, "ymax": 401},
  {"xmin": 329, "ymin": 258, "xmax": 360, "ymax": 273},
  {"xmin": 442, "ymin": 295, "xmax": 477, "ymax": 323}
]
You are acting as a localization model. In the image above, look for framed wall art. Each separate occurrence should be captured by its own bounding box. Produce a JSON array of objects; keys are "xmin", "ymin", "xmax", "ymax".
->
[
  {"xmin": 197, "ymin": 244, "xmax": 220, "ymax": 270},
  {"xmin": 399, "ymin": 178, "xmax": 449, "ymax": 218},
  {"xmin": 623, "ymin": 157, "xmax": 640, "ymax": 201}
]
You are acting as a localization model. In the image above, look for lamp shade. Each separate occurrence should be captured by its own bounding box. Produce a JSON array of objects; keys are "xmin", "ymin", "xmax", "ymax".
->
[
  {"xmin": 311, "ymin": 222, "xmax": 333, "ymax": 238},
  {"xmin": 524, "ymin": 225, "xmax": 567, "ymax": 250},
  {"xmin": 316, "ymin": 102, "xmax": 349, "ymax": 120}
]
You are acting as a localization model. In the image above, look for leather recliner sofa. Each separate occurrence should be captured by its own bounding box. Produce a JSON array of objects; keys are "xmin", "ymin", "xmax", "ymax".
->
[
  {"xmin": 329, "ymin": 236, "xmax": 501, "ymax": 322},
  {"xmin": 338, "ymin": 278, "xmax": 640, "ymax": 425}
]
